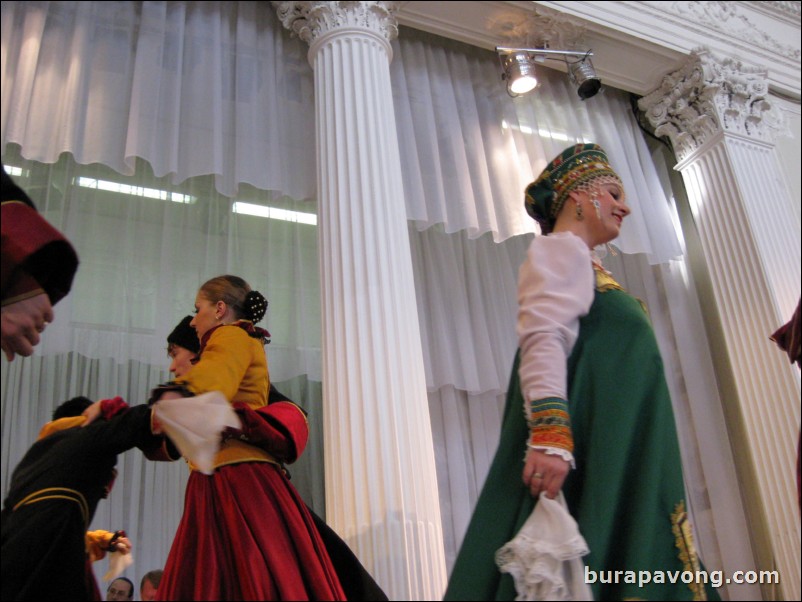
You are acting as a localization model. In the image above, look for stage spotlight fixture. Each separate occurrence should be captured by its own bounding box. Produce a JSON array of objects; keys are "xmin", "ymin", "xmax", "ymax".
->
[
  {"xmin": 568, "ymin": 55, "xmax": 601, "ymax": 100},
  {"xmin": 496, "ymin": 47, "xmax": 601, "ymax": 100},
  {"xmin": 501, "ymin": 52, "xmax": 539, "ymax": 96}
]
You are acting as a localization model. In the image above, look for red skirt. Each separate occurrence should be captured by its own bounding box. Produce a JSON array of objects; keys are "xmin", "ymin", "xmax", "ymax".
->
[{"xmin": 157, "ymin": 462, "xmax": 345, "ymax": 601}]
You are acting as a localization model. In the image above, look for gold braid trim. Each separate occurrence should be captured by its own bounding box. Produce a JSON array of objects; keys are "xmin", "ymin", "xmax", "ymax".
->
[
  {"xmin": 671, "ymin": 500, "xmax": 707, "ymax": 601},
  {"xmin": 13, "ymin": 487, "xmax": 90, "ymax": 529},
  {"xmin": 2, "ymin": 288, "xmax": 46, "ymax": 306},
  {"xmin": 186, "ymin": 438, "xmax": 281, "ymax": 472}
]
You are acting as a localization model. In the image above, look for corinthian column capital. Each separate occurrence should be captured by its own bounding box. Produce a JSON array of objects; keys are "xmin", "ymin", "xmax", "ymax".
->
[
  {"xmin": 638, "ymin": 49, "xmax": 785, "ymax": 161},
  {"xmin": 273, "ymin": 1, "xmax": 400, "ymax": 47}
]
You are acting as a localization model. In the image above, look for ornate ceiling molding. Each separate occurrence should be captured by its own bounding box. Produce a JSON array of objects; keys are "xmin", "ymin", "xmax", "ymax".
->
[
  {"xmin": 485, "ymin": 4, "xmax": 589, "ymax": 50},
  {"xmin": 394, "ymin": 1, "xmax": 800, "ymax": 97},
  {"xmin": 530, "ymin": 1, "xmax": 800, "ymax": 96},
  {"xmin": 657, "ymin": 1, "xmax": 800, "ymax": 62},
  {"xmin": 744, "ymin": 1, "xmax": 802, "ymax": 24},
  {"xmin": 638, "ymin": 49, "xmax": 785, "ymax": 161}
]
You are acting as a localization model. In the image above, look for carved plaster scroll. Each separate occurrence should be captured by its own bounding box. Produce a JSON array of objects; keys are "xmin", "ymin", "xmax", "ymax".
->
[
  {"xmin": 273, "ymin": 1, "xmax": 400, "ymax": 45},
  {"xmin": 638, "ymin": 49, "xmax": 785, "ymax": 161}
]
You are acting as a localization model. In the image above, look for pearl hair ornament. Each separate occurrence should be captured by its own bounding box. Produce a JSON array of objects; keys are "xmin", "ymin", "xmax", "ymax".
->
[{"xmin": 245, "ymin": 290, "xmax": 268, "ymax": 324}]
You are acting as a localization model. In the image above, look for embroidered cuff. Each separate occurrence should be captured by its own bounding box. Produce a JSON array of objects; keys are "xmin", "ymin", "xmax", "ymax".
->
[{"xmin": 525, "ymin": 397, "xmax": 574, "ymax": 454}]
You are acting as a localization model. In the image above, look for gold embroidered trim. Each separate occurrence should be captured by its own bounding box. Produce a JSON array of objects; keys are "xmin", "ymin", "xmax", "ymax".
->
[
  {"xmin": 593, "ymin": 265, "xmax": 649, "ymax": 315},
  {"xmin": 594, "ymin": 267, "xmax": 624, "ymax": 293},
  {"xmin": 671, "ymin": 500, "xmax": 707, "ymax": 601}
]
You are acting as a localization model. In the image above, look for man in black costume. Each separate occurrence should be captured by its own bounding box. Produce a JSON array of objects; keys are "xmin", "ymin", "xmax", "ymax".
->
[{"xmin": 1, "ymin": 396, "xmax": 159, "ymax": 601}]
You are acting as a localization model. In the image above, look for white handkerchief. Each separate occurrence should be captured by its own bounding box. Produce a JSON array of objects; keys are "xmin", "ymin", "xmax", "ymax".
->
[
  {"xmin": 102, "ymin": 550, "xmax": 133, "ymax": 582},
  {"xmin": 153, "ymin": 391, "xmax": 242, "ymax": 475},
  {"xmin": 496, "ymin": 492, "xmax": 593, "ymax": 601}
]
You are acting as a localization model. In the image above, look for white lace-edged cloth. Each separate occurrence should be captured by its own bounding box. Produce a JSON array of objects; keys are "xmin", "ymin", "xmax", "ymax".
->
[
  {"xmin": 495, "ymin": 492, "xmax": 593, "ymax": 601},
  {"xmin": 152, "ymin": 391, "xmax": 242, "ymax": 475}
]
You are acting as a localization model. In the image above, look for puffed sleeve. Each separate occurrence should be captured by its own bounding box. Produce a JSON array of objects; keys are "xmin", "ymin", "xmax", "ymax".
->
[
  {"xmin": 175, "ymin": 326, "xmax": 252, "ymax": 400},
  {"xmin": 517, "ymin": 232, "xmax": 595, "ymax": 403}
]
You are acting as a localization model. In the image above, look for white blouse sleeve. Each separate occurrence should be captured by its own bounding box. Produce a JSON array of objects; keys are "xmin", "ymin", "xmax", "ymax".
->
[{"xmin": 517, "ymin": 232, "xmax": 595, "ymax": 403}]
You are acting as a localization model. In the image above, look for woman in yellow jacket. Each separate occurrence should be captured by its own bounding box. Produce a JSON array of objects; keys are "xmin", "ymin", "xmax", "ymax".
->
[{"xmin": 153, "ymin": 275, "xmax": 344, "ymax": 601}]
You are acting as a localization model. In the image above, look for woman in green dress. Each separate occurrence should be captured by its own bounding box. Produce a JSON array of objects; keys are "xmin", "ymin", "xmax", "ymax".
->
[{"xmin": 444, "ymin": 143, "xmax": 717, "ymax": 601}]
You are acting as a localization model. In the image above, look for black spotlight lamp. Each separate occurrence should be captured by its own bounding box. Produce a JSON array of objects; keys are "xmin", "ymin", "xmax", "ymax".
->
[{"xmin": 568, "ymin": 53, "xmax": 601, "ymax": 100}]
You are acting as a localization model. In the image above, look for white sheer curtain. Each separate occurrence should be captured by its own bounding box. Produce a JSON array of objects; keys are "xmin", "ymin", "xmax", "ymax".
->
[
  {"xmin": 1, "ymin": 0, "xmax": 315, "ymax": 201},
  {"xmin": 1, "ymin": 2, "xmax": 756, "ymax": 599},
  {"xmin": 0, "ymin": 148, "xmax": 322, "ymax": 372},
  {"xmin": 0, "ymin": 146, "xmax": 328, "ymax": 585},
  {"xmin": 414, "ymin": 219, "xmax": 759, "ymax": 597},
  {"xmin": 391, "ymin": 27, "xmax": 682, "ymax": 264},
  {"xmin": 393, "ymin": 26, "xmax": 756, "ymax": 598}
]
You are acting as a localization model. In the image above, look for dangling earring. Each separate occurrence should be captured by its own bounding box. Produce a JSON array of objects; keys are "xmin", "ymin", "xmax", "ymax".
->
[
  {"xmin": 591, "ymin": 197, "xmax": 602, "ymax": 220},
  {"xmin": 575, "ymin": 200, "xmax": 584, "ymax": 221}
]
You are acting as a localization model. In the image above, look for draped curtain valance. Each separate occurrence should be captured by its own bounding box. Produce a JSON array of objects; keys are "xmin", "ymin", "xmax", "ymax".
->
[{"xmin": 2, "ymin": 1, "xmax": 681, "ymax": 263}]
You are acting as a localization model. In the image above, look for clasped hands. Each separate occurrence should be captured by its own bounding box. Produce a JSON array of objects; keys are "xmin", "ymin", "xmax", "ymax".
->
[{"xmin": 1, "ymin": 293, "xmax": 54, "ymax": 361}]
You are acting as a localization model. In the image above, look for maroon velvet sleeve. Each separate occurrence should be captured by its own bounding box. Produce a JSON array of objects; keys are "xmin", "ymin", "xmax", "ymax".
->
[
  {"xmin": 1, "ymin": 200, "xmax": 79, "ymax": 304},
  {"xmin": 230, "ymin": 401, "xmax": 309, "ymax": 463}
]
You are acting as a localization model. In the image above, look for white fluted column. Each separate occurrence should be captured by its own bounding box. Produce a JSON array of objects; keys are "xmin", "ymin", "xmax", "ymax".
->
[
  {"xmin": 273, "ymin": 2, "xmax": 446, "ymax": 600},
  {"xmin": 641, "ymin": 49, "xmax": 801, "ymax": 601}
]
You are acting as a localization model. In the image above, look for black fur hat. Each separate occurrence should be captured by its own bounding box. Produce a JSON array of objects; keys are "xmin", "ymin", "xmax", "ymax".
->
[
  {"xmin": 167, "ymin": 316, "xmax": 200, "ymax": 355},
  {"xmin": 52, "ymin": 396, "xmax": 94, "ymax": 421}
]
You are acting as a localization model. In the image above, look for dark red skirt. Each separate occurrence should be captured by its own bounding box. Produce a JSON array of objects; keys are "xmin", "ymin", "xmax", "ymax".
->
[{"xmin": 157, "ymin": 462, "xmax": 345, "ymax": 601}]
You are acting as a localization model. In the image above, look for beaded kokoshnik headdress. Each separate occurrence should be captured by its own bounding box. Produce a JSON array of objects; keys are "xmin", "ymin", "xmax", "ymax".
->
[{"xmin": 524, "ymin": 143, "xmax": 623, "ymax": 234}]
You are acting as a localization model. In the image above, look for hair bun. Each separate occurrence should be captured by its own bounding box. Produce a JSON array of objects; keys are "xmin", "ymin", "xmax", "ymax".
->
[{"xmin": 245, "ymin": 290, "xmax": 268, "ymax": 323}]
